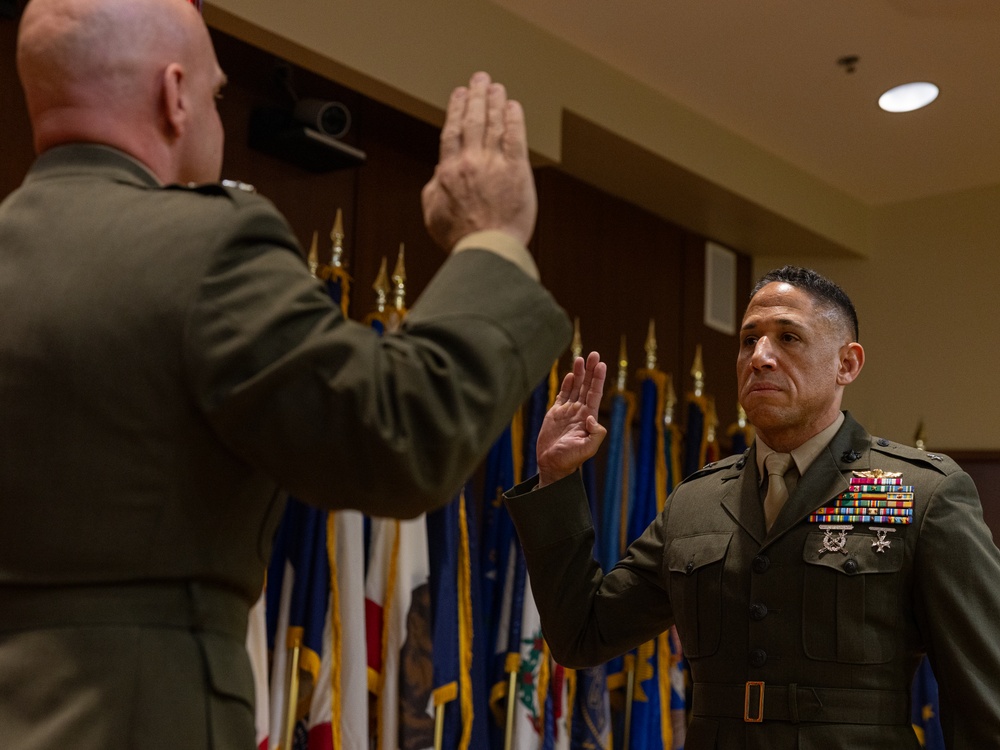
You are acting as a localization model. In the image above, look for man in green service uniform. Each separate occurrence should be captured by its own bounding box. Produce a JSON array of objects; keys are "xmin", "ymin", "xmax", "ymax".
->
[
  {"xmin": 0, "ymin": 0, "xmax": 570, "ymax": 747},
  {"xmin": 506, "ymin": 267, "xmax": 1000, "ymax": 748}
]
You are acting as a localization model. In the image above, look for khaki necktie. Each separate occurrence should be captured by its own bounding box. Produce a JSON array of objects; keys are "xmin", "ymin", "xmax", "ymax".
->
[{"xmin": 763, "ymin": 452, "xmax": 795, "ymax": 530}]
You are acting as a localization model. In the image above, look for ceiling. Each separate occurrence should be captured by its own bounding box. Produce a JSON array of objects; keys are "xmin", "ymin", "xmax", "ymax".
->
[{"xmin": 488, "ymin": 0, "xmax": 1000, "ymax": 207}]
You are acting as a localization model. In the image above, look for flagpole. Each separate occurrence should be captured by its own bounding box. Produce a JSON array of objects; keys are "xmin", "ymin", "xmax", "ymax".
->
[
  {"xmin": 434, "ymin": 704, "xmax": 445, "ymax": 750},
  {"xmin": 282, "ymin": 644, "xmax": 302, "ymax": 750},
  {"xmin": 503, "ymin": 668, "xmax": 518, "ymax": 750},
  {"xmin": 623, "ymin": 654, "xmax": 636, "ymax": 750}
]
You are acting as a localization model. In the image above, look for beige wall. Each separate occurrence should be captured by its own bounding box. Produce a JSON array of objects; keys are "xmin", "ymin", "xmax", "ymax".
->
[
  {"xmin": 757, "ymin": 184, "xmax": 1000, "ymax": 451},
  {"xmin": 203, "ymin": 0, "xmax": 999, "ymax": 451}
]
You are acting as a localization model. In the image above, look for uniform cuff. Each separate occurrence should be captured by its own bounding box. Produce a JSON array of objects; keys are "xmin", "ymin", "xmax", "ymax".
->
[
  {"xmin": 504, "ymin": 470, "xmax": 593, "ymax": 551},
  {"xmin": 452, "ymin": 230, "xmax": 539, "ymax": 281}
]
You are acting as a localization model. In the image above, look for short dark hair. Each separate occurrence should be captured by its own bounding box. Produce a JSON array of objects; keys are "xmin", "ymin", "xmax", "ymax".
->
[{"xmin": 751, "ymin": 266, "xmax": 859, "ymax": 342}]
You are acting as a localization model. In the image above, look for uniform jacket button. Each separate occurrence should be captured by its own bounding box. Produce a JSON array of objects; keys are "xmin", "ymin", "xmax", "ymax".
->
[
  {"xmin": 844, "ymin": 558, "xmax": 859, "ymax": 574},
  {"xmin": 751, "ymin": 555, "xmax": 770, "ymax": 574},
  {"xmin": 749, "ymin": 602, "xmax": 768, "ymax": 621},
  {"xmin": 685, "ymin": 561, "xmax": 695, "ymax": 574},
  {"xmin": 749, "ymin": 649, "xmax": 767, "ymax": 667}
]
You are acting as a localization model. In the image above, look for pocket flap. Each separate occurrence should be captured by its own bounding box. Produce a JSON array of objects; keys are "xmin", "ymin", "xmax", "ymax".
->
[
  {"xmin": 199, "ymin": 632, "xmax": 256, "ymax": 708},
  {"xmin": 802, "ymin": 530, "xmax": 903, "ymax": 574},
  {"xmin": 666, "ymin": 532, "xmax": 732, "ymax": 574}
]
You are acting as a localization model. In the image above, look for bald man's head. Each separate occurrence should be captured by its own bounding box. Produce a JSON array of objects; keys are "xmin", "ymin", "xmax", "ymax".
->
[{"xmin": 17, "ymin": 0, "xmax": 226, "ymax": 184}]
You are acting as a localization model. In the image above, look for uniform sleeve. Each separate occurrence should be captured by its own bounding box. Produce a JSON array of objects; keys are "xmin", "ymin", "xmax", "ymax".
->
[
  {"xmin": 183, "ymin": 200, "xmax": 571, "ymax": 518},
  {"xmin": 505, "ymin": 471, "xmax": 674, "ymax": 668},
  {"xmin": 912, "ymin": 469, "xmax": 1000, "ymax": 747}
]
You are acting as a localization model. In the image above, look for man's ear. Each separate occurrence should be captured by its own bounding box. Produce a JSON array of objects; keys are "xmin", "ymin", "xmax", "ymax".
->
[
  {"xmin": 837, "ymin": 342, "xmax": 865, "ymax": 386},
  {"xmin": 161, "ymin": 62, "xmax": 186, "ymax": 138}
]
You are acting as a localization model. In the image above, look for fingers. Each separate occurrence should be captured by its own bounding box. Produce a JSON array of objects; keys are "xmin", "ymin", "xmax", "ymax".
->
[
  {"xmin": 462, "ymin": 71, "xmax": 491, "ymax": 153},
  {"xmin": 586, "ymin": 415, "xmax": 608, "ymax": 439},
  {"xmin": 438, "ymin": 86, "xmax": 468, "ymax": 163},
  {"xmin": 555, "ymin": 370, "xmax": 574, "ymax": 406},
  {"xmin": 567, "ymin": 356, "xmax": 585, "ymax": 403},
  {"xmin": 501, "ymin": 99, "xmax": 529, "ymax": 162},
  {"xmin": 583, "ymin": 352, "xmax": 606, "ymax": 412},
  {"xmin": 484, "ymin": 82, "xmax": 507, "ymax": 152}
]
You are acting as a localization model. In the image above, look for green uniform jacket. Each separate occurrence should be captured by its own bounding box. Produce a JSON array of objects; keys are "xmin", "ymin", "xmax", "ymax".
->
[
  {"xmin": 506, "ymin": 412, "xmax": 1000, "ymax": 749},
  {"xmin": 0, "ymin": 144, "xmax": 571, "ymax": 749}
]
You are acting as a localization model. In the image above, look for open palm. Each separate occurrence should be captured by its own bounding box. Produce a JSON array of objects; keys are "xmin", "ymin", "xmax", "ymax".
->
[{"xmin": 537, "ymin": 352, "xmax": 608, "ymax": 487}]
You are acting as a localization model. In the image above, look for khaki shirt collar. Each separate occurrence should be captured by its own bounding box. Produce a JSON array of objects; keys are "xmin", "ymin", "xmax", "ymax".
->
[{"xmin": 756, "ymin": 411, "xmax": 845, "ymax": 484}]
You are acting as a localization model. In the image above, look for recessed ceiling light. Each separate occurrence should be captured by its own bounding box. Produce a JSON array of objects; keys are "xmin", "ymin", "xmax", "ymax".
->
[{"xmin": 878, "ymin": 82, "xmax": 939, "ymax": 113}]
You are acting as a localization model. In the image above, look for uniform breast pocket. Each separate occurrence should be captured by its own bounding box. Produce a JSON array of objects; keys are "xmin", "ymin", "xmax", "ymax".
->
[
  {"xmin": 665, "ymin": 532, "xmax": 732, "ymax": 658},
  {"xmin": 801, "ymin": 529, "xmax": 904, "ymax": 664}
]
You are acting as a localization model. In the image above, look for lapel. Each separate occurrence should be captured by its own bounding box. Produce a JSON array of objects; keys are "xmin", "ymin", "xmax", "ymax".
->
[
  {"xmin": 720, "ymin": 445, "xmax": 765, "ymax": 546},
  {"xmin": 765, "ymin": 412, "xmax": 872, "ymax": 543}
]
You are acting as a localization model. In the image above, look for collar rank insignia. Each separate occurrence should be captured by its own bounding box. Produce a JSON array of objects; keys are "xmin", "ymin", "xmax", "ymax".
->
[{"xmin": 808, "ymin": 470, "xmax": 913, "ymax": 525}]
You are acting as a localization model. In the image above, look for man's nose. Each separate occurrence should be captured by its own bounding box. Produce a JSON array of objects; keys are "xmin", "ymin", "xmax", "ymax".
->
[{"xmin": 751, "ymin": 337, "xmax": 776, "ymax": 369}]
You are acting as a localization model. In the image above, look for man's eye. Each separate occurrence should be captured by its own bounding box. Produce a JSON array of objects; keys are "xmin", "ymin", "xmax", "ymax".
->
[{"xmin": 743, "ymin": 337, "xmax": 758, "ymax": 347}]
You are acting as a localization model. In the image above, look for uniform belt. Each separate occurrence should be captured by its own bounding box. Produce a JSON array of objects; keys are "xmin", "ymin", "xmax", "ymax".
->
[
  {"xmin": 692, "ymin": 682, "xmax": 910, "ymax": 725},
  {"xmin": 0, "ymin": 581, "xmax": 248, "ymax": 641}
]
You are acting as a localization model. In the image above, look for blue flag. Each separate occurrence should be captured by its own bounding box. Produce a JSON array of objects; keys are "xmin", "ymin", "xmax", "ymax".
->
[
  {"xmin": 573, "ymin": 457, "xmax": 612, "ymax": 750},
  {"xmin": 911, "ymin": 656, "xmax": 945, "ymax": 749}
]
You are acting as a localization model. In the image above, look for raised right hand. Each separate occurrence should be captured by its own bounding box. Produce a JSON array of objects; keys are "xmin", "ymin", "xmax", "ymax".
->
[
  {"xmin": 537, "ymin": 352, "xmax": 608, "ymax": 488},
  {"xmin": 421, "ymin": 71, "xmax": 537, "ymax": 250}
]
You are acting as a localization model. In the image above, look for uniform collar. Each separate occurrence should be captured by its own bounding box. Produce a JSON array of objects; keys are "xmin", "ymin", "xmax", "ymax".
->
[
  {"xmin": 25, "ymin": 144, "xmax": 162, "ymax": 189},
  {"xmin": 755, "ymin": 412, "xmax": 845, "ymax": 484}
]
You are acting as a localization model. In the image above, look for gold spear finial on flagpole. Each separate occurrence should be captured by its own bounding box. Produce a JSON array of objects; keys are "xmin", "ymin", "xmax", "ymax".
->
[
  {"xmin": 706, "ymin": 396, "xmax": 718, "ymax": 444},
  {"xmin": 307, "ymin": 230, "xmax": 319, "ymax": 277},
  {"xmin": 571, "ymin": 317, "xmax": 583, "ymax": 360},
  {"xmin": 392, "ymin": 243, "xmax": 407, "ymax": 312},
  {"xmin": 690, "ymin": 344, "xmax": 705, "ymax": 398},
  {"xmin": 330, "ymin": 208, "xmax": 345, "ymax": 268},
  {"xmin": 644, "ymin": 319, "xmax": 658, "ymax": 371},
  {"xmin": 372, "ymin": 257, "xmax": 389, "ymax": 314},
  {"xmin": 914, "ymin": 420, "xmax": 927, "ymax": 451},
  {"xmin": 664, "ymin": 373, "xmax": 677, "ymax": 427},
  {"xmin": 737, "ymin": 404, "xmax": 748, "ymax": 428},
  {"xmin": 616, "ymin": 335, "xmax": 629, "ymax": 392}
]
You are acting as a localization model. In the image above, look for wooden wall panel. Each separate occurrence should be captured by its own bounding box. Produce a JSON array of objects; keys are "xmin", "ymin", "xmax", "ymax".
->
[
  {"xmin": 534, "ymin": 167, "xmax": 686, "ymax": 387},
  {"xmin": 2, "ymin": 18, "xmax": 753, "ymax": 472},
  {"xmin": 1, "ymin": 16, "xmax": 36, "ymax": 200}
]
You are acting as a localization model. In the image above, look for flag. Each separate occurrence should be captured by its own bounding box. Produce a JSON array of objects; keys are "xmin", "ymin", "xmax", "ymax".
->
[
  {"xmin": 571, "ymin": 457, "xmax": 612, "ymax": 750},
  {"xmin": 666, "ymin": 629, "xmax": 687, "ymax": 750},
  {"xmin": 726, "ymin": 405, "xmax": 754, "ymax": 457},
  {"xmin": 622, "ymin": 369, "xmax": 672, "ymax": 750},
  {"xmin": 599, "ymin": 390, "xmax": 636, "ymax": 578},
  {"xmin": 911, "ymin": 656, "xmax": 945, "ymax": 749},
  {"xmin": 247, "ymin": 588, "xmax": 270, "ymax": 750},
  {"xmin": 541, "ymin": 660, "xmax": 575, "ymax": 750},
  {"xmin": 682, "ymin": 346, "xmax": 708, "ymax": 479},
  {"xmin": 599, "ymin": 385, "xmax": 636, "ymax": 749},
  {"xmin": 481, "ymin": 420, "xmax": 522, "ymax": 749},
  {"xmin": 426, "ymin": 488, "xmax": 483, "ymax": 749},
  {"xmin": 328, "ymin": 510, "xmax": 369, "ymax": 750},
  {"xmin": 509, "ymin": 372, "xmax": 561, "ymax": 750},
  {"xmin": 365, "ymin": 514, "xmax": 434, "ymax": 750},
  {"xmin": 265, "ymin": 499, "xmax": 334, "ymax": 750},
  {"xmin": 662, "ymin": 375, "xmax": 683, "ymax": 496},
  {"xmin": 703, "ymin": 398, "xmax": 720, "ymax": 466},
  {"xmin": 661, "ymin": 384, "xmax": 689, "ymax": 750},
  {"xmin": 308, "ymin": 210, "xmax": 352, "ymax": 317}
]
